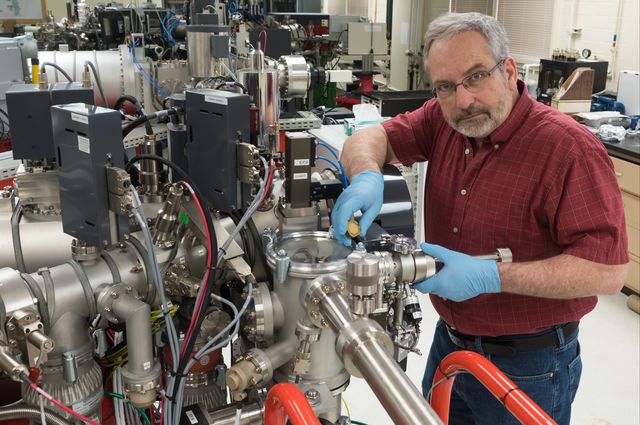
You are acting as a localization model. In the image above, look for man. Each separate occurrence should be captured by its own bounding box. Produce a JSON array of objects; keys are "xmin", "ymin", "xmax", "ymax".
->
[{"xmin": 331, "ymin": 12, "xmax": 629, "ymax": 425}]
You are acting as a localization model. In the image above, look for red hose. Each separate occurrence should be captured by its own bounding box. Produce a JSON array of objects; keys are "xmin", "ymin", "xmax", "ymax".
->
[
  {"xmin": 431, "ymin": 350, "xmax": 557, "ymax": 425},
  {"xmin": 264, "ymin": 383, "xmax": 322, "ymax": 425}
]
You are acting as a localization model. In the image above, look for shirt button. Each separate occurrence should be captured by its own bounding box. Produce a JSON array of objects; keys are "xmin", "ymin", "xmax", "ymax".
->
[
  {"xmin": 460, "ymin": 189, "xmax": 467, "ymax": 196},
  {"xmin": 493, "ymin": 144, "xmax": 500, "ymax": 150},
  {"xmin": 464, "ymin": 148, "xmax": 470, "ymax": 155},
  {"xmin": 453, "ymin": 227, "xmax": 459, "ymax": 233}
]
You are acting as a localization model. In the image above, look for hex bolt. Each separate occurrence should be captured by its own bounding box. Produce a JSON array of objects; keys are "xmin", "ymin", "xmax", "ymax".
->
[
  {"xmin": 336, "ymin": 283, "xmax": 345, "ymax": 292},
  {"xmin": 310, "ymin": 311, "xmax": 320, "ymax": 319},
  {"xmin": 110, "ymin": 292, "xmax": 119, "ymax": 299},
  {"xmin": 305, "ymin": 389, "xmax": 319, "ymax": 401},
  {"xmin": 311, "ymin": 297, "xmax": 320, "ymax": 305},
  {"xmin": 320, "ymin": 319, "xmax": 328, "ymax": 328},
  {"xmin": 321, "ymin": 284, "xmax": 331, "ymax": 294}
]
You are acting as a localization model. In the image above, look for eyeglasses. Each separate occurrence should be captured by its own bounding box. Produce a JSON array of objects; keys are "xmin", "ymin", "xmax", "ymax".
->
[{"xmin": 432, "ymin": 59, "xmax": 506, "ymax": 99}]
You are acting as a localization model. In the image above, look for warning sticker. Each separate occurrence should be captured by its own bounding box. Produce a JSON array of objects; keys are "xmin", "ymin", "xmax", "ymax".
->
[{"xmin": 78, "ymin": 135, "xmax": 90, "ymax": 154}]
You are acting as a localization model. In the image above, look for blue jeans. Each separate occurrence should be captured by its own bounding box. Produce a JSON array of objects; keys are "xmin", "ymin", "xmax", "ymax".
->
[{"xmin": 422, "ymin": 320, "xmax": 582, "ymax": 425}]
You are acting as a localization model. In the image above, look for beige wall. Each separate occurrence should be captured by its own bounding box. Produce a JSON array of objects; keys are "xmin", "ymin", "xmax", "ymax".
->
[{"xmin": 551, "ymin": 0, "xmax": 639, "ymax": 91}]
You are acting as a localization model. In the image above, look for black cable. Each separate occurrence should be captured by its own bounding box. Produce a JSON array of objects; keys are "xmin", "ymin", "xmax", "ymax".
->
[
  {"xmin": 121, "ymin": 108, "xmax": 179, "ymax": 138},
  {"xmin": 125, "ymin": 154, "xmax": 221, "ymax": 391},
  {"xmin": 114, "ymin": 95, "xmax": 153, "ymax": 135},
  {"xmin": 40, "ymin": 62, "xmax": 73, "ymax": 82},
  {"xmin": 214, "ymin": 81, "xmax": 248, "ymax": 93}
]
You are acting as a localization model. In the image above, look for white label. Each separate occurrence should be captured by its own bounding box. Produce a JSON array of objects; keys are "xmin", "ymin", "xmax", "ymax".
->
[
  {"xmin": 143, "ymin": 361, "xmax": 151, "ymax": 370},
  {"xmin": 77, "ymin": 135, "xmax": 90, "ymax": 154},
  {"xmin": 293, "ymin": 172, "xmax": 308, "ymax": 180},
  {"xmin": 294, "ymin": 159, "xmax": 310, "ymax": 166},
  {"xmin": 71, "ymin": 391, "xmax": 102, "ymax": 415},
  {"xmin": 185, "ymin": 410, "xmax": 198, "ymax": 425},
  {"xmin": 71, "ymin": 113, "xmax": 88, "ymax": 124},
  {"xmin": 205, "ymin": 95, "xmax": 228, "ymax": 105}
]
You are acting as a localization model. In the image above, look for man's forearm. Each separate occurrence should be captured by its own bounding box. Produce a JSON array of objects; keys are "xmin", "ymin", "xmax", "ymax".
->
[
  {"xmin": 498, "ymin": 254, "xmax": 628, "ymax": 299},
  {"xmin": 341, "ymin": 124, "xmax": 396, "ymax": 179}
]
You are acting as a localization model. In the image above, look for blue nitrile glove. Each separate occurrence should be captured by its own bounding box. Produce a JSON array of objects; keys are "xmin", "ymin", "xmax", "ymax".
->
[
  {"xmin": 331, "ymin": 170, "xmax": 384, "ymax": 246},
  {"xmin": 413, "ymin": 243, "xmax": 502, "ymax": 302}
]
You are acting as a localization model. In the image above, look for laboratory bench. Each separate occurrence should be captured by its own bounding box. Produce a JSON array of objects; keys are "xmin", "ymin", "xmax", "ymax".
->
[{"xmin": 601, "ymin": 136, "xmax": 640, "ymax": 308}]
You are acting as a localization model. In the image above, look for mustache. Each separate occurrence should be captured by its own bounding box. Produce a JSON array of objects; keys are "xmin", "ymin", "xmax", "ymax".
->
[{"xmin": 454, "ymin": 108, "xmax": 490, "ymax": 122}]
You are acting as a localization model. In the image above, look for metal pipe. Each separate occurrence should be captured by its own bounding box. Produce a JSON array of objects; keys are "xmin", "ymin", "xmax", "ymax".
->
[
  {"xmin": 0, "ymin": 208, "xmax": 74, "ymax": 273},
  {"xmin": 227, "ymin": 337, "xmax": 297, "ymax": 401},
  {"xmin": 208, "ymin": 402, "xmax": 264, "ymax": 425},
  {"xmin": 308, "ymin": 274, "xmax": 443, "ymax": 425},
  {"xmin": 0, "ymin": 344, "xmax": 28, "ymax": 381},
  {"xmin": 263, "ymin": 336, "xmax": 298, "ymax": 368},
  {"xmin": 349, "ymin": 336, "xmax": 443, "ymax": 425},
  {"xmin": 0, "ymin": 404, "xmax": 71, "ymax": 425},
  {"xmin": 111, "ymin": 294, "xmax": 153, "ymax": 376},
  {"xmin": 111, "ymin": 293, "xmax": 160, "ymax": 408}
]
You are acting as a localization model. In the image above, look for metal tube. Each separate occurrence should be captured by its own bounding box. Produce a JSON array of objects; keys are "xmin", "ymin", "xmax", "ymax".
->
[
  {"xmin": 0, "ymin": 345, "xmax": 28, "ymax": 381},
  {"xmin": 111, "ymin": 294, "xmax": 153, "ymax": 377},
  {"xmin": 0, "ymin": 404, "xmax": 71, "ymax": 425},
  {"xmin": 319, "ymin": 292, "xmax": 353, "ymax": 330},
  {"xmin": 262, "ymin": 336, "xmax": 298, "ymax": 368},
  {"xmin": 111, "ymin": 292, "xmax": 160, "ymax": 408},
  {"xmin": 309, "ymin": 275, "xmax": 443, "ymax": 425},
  {"xmin": 349, "ymin": 338, "xmax": 443, "ymax": 425},
  {"xmin": 208, "ymin": 402, "xmax": 264, "ymax": 425}
]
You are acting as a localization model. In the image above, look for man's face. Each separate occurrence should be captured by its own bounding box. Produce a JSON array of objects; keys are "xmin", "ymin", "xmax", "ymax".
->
[{"xmin": 427, "ymin": 31, "xmax": 518, "ymax": 138}]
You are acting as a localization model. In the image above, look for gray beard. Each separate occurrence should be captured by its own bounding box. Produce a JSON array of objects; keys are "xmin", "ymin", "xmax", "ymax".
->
[{"xmin": 446, "ymin": 90, "xmax": 513, "ymax": 138}]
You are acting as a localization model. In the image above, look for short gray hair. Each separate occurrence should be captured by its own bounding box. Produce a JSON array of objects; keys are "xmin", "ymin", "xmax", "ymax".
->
[{"xmin": 424, "ymin": 13, "xmax": 509, "ymax": 64}]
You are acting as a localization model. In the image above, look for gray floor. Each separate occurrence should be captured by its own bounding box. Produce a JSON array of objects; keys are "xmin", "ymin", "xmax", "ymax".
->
[{"xmin": 342, "ymin": 293, "xmax": 640, "ymax": 424}]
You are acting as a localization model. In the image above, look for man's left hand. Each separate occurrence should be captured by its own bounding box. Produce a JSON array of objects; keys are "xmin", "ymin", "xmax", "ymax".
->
[{"xmin": 413, "ymin": 243, "xmax": 502, "ymax": 302}]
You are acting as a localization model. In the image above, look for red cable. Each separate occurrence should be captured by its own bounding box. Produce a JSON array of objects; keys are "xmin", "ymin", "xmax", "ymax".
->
[
  {"xmin": 30, "ymin": 382, "xmax": 103, "ymax": 425},
  {"xmin": 259, "ymin": 30, "xmax": 268, "ymax": 54},
  {"xmin": 180, "ymin": 160, "xmax": 272, "ymax": 357},
  {"xmin": 258, "ymin": 160, "xmax": 275, "ymax": 208},
  {"xmin": 179, "ymin": 181, "xmax": 212, "ymax": 357}
]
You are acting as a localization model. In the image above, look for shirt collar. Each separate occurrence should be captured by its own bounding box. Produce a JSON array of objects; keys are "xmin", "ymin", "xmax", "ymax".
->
[{"xmin": 485, "ymin": 80, "xmax": 532, "ymax": 145}]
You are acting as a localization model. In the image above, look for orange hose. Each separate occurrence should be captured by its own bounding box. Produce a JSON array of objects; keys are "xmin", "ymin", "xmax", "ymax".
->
[
  {"xmin": 431, "ymin": 350, "xmax": 557, "ymax": 425},
  {"xmin": 264, "ymin": 383, "xmax": 322, "ymax": 425}
]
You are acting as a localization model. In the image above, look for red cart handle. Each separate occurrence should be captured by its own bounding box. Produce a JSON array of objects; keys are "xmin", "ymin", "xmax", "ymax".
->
[
  {"xmin": 431, "ymin": 350, "xmax": 557, "ymax": 425},
  {"xmin": 264, "ymin": 383, "xmax": 322, "ymax": 425}
]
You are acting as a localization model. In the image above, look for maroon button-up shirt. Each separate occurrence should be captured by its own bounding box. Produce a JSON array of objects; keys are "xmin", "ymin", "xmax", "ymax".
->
[{"xmin": 382, "ymin": 81, "xmax": 628, "ymax": 336}]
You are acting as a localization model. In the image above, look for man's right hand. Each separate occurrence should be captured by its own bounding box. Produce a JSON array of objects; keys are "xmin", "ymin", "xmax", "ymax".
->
[{"xmin": 330, "ymin": 170, "xmax": 384, "ymax": 246}]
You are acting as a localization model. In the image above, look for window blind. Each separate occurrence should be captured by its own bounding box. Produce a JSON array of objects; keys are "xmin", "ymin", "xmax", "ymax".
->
[
  {"xmin": 451, "ymin": 0, "xmax": 493, "ymax": 15},
  {"xmin": 496, "ymin": 0, "xmax": 554, "ymax": 63}
]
